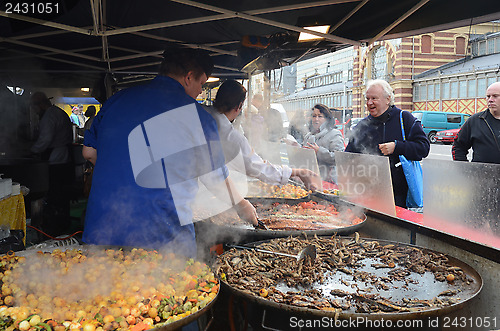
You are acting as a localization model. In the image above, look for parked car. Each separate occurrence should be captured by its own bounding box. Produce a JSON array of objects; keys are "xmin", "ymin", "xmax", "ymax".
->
[
  {"xmin": 435, "ymin": 128, "xmax": 461, "ymax": 144},
  {"xmin": 411, "ymin": 111, "xmax": 470, "ymax": 143}
]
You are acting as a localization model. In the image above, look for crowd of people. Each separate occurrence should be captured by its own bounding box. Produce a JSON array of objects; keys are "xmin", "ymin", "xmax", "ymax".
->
[
  {"xmin": 26, "ymin": 45, "xmax": 500, "ymax": 253},
  {"xmin": 19, "ymin": 46, "xmax": 500, "ymax": 331}
]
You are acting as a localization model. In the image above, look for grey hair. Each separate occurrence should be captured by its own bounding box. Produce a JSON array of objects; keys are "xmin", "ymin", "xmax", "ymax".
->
[{"xmin": 366, "ymin": 79, "xmax": 394, "ymax": 106}]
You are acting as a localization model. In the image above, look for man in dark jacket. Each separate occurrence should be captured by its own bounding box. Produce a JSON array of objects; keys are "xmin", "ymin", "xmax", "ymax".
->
[
  {"xmin": 30, "ymin": 92, "xmax": 74, "ymax": 236},
  {"xmin": 345, "ymin": 79, "xmax": 430, "ymax": 208},
  {"xmin": 452, "ymin": 82, "xmax": 500, "ymax": 164}
]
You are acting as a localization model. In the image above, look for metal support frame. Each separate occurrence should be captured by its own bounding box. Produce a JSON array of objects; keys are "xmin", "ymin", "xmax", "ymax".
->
[{"xmin": 170, "ymin": 0, "xmax": 361, "ymax": 45}]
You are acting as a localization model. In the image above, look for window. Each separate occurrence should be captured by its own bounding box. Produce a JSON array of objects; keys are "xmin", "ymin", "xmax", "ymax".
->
[
  {"xmin": 456, "ymin": 37, "xmax": 466, "ymax": 55},
  {"xmin": 478, "ymin": 41, "xmax": 486, "ymax": 56},
  {"xmin": 488, "ymin": 76, "xmax": 497, "ymax": 88},
  {"xmin": 421, "ymin": 35, "xmax": 432, "ymax": 53},
  {"xmin": 442, "ymin": 82, "xmax": 450, "ymax": 100},
  {"xmin": 372, "ymin": 46, "xmax": 388, "ymax": 80},
  {"xmin": 477, "ymin": 78, "xmax": 486, "ymax": 96},
  {"xmin": 488, "ymin": 39, "xmax": 495, "ymax": 54},
  {"xmin": 413, "ymin": 85, "xmax": 420, "ymax": 101},
  {"xmin": 347, "ymin": 69, "xmax": 353, "ymax": 81},
  {"xmin": 447, "ymin": 114, "xmax": 461, "ymax": 123},
  {"xmin": 435, "ymin": 83, "xmax": 441, "ymax": 100},
  {"xmin": 420, "ymin": 84, "xmax": 427, "ymax": 101},
  {"xmin": 471, "ymin": 43, "xmax": 478, "ymax": 56},
  {"xmin": 467, "ymin": 79, "xmax": 476, "ymax": 98},
  {"xmin": 413, "ymin": 112, "xmax": 423, "ymax": 121},
  {"xmin": 496, "ymin": 38, "xmax": 500, "ymax": 53},
  {"xmin": 459, "ymin": 81, "xmax": 467, "ymax": 98},
  {"xmin": 450, "ymin": 81, "xmax": 458, "ymax": 99},
  {"xmin": 428, "ymin": 84, "xmax": 435, "ymax": 100}
]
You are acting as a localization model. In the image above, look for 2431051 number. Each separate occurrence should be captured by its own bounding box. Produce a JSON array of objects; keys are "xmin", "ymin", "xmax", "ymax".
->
[
  {"xmin": 443, "ymin": 316, "xmax": 497, "ymax": 329},
  {"xmin": 4, "ymin": 2, "xmax": 60, "ymax": 15}
]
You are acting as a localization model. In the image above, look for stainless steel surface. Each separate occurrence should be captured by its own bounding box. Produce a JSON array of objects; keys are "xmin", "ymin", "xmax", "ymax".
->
[
  {"xmin": 423, "ymin": 159, "xmax": 500, "ymax": 247},
  {"xmin": 336, "ymin": 151, "xmax": 396, "ymax": 216},
  {"xmin": 286, "ymin": 145, "xmax": 320, "ymax": 179}
]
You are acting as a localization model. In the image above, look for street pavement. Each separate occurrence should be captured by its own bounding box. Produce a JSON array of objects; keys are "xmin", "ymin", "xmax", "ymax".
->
[{"xmin": 426, "ymin": 143, "xmax": 472, "ymax": 161}]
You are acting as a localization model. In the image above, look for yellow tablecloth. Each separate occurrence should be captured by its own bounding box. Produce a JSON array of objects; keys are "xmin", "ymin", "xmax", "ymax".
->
[{"xmin": 0, "ymin": 194, "xmax": 26, "ymax": 244}]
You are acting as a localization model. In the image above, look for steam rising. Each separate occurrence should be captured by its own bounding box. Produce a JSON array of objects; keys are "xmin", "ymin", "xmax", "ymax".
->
[{"xmin": 6, "ymin": 247, "xmax": 201, "ymax": 321}]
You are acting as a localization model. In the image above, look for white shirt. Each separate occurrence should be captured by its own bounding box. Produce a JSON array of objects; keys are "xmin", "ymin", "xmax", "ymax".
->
[{"xmin": 207, "ymin": 107, "xmax": 292, "ymax": 185}]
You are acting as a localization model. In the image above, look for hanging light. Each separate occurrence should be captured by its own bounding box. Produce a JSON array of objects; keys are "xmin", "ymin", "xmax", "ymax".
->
[
  {"xmin": 206, "ymin": 77, "xmax": 220, "ymax": 83},
  {"xmin": 298, "ymin": 25, "xmax": 331, "ymax": 42}
]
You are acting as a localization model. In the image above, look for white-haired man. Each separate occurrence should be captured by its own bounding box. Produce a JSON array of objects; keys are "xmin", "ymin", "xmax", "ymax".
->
[{"xmin": 345, "ymin": 79, "xmax": 430, "ymax": 208}]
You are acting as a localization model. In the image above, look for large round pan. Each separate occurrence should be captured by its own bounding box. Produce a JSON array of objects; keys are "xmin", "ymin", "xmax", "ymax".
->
[
  {"xmin": 9, "ymin": 244, "xmax": 219, "ymax": 331},
  {"xmin": 216, "ymin": 236, "xmax": 482, "ymax": 321},
  {"xmin": 197, "ymin": 197, "xmax": 367, "ymax": 246}
]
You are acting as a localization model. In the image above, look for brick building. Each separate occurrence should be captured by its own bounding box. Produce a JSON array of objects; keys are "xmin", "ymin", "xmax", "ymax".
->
[
  {"xmin": 352, "ymin": 31, "xmax": 470, "ymax": 117},
  {"xmin": 267, "ymin": 22, "xmax": 500, "ymax": 126},
  {"xmin": 412, "ymin": 31, "xmax": 500, "ymax": 115}
]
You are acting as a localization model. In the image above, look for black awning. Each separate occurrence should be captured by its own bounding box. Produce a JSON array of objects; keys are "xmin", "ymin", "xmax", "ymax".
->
[{"xmin": 1, "ymin": 0, "xmax": 499, "ymax": 90}]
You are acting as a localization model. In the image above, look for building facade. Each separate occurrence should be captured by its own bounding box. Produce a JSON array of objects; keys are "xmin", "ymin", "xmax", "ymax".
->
[
  {"xmin": 412, "ymin": 32, "xmax": 500, "ymax": 115},
  {"xmin": 268, "ymin": 22, "xmax": 500, "ymax": 119},
  {"xmin": 352, "ymin": 31, "xmax": 469, "ymax": 117}
]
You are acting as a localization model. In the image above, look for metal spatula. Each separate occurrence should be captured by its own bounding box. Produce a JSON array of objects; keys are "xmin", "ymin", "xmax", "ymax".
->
[{"xmin": 228, "ymin": 244, "xmax": 317, "ymax": 263}]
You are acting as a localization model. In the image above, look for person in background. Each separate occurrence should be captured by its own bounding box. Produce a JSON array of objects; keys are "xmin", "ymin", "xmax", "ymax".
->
[
  {"xmin": 82, "ymin": 105, "xmax": 97, "ymax": 198},
  {"xmin": 30, "ymin": 91, "xmax": 74, "ymax": 236},
  {"xmin": 82, "ymin": 47, "xmax": 257, "ymax": 258},
  {"xmin": 83, "ymin": 105, "xmax": 97, "ymax": 132},
  {"xmin": 452, "ymin": 82, "xmax": 500, "ymax": 235},
  {"xmin": 207, "ymin": 80, "xmax": 321, "ymax": 190},
  {"xmin": 242, "ymin": 93, "xmax": 266, "ymax": 154},
  {"xmin": 77, "ymin": 104, "xmax": 85, "ymax": 128},
  {"xmin": 452, "ymin": 81, "xmax": 500, "ymax": 164},
  {"xmin": 289, "ymin": 108, "xmax": 309, "ymax": 145},
  {"xmin": 69, "ymin": 106, "xmax": 81, "ymax": 127},
  {"xmin": 302, "ymin": 103, "xmax": 345, "ymax": 183},
  {"xmin": 345, "ymin": 79, "xmax": 430, "ymax": 208}
]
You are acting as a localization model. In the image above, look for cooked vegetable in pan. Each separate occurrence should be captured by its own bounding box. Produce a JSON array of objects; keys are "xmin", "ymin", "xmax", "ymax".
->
[{"xmin": 0, "ymin": 248, "xmax": 218, "ymax": 331}]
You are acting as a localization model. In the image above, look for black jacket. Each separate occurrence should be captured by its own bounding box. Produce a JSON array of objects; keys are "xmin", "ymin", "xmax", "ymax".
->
[
  {"xmin": 345, "ymin": 106, "xmax": 430, "ymax": 200},
  {"xmin": 452, "ymin": 110, "xmax": 500, "ymax": 164}
]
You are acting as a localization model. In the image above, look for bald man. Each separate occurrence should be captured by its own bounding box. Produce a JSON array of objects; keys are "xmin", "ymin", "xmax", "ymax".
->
[{"xmin": 452, "ymin": 82, "xmax": 500, "ymax": 164}]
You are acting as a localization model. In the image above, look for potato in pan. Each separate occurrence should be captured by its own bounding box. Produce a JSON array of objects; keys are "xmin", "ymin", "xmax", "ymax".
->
[{"xmin": 0, "ymin": 248, "xmax": 218, "ymax": 331}]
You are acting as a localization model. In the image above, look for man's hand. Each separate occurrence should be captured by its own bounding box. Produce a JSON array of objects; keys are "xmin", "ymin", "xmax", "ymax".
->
[
  {"xmin": 291, "ymin": 168, "xmax": 322, "ymax": 191},
  {"xmin": 234, "ymin": 199, "xmax": 258, "ymax": 226},
  {"xmin": 378, "ymin": 142, "xmax": 395, "ymax": 156}
]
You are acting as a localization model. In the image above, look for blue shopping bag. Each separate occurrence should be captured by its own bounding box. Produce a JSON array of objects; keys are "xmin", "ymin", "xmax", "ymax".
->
[
  {"xmin": 399, "ymin": 154, "xmax": 423, "ymax": 208},
  {"xmin": 399, "ymin": 111, "xmax": 424, "ymax": 208}
]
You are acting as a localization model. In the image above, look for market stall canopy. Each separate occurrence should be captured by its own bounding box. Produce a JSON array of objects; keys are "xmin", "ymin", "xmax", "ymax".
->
[{"xmin": 1, "ymin": 0, "xmax": 500, "ymax": 93}]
